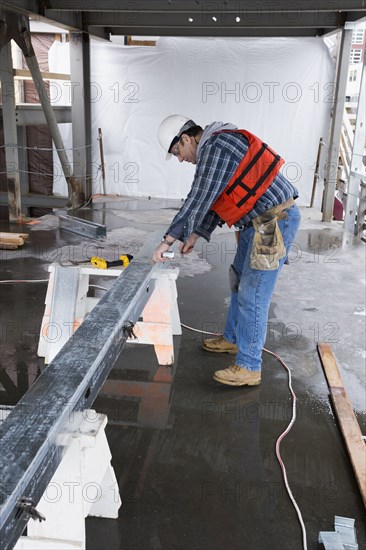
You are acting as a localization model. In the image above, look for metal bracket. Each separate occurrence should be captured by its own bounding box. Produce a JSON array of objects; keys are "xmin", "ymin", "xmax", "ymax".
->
[
  {"xmin": 58, "ymin": 214, "xmax": 107, "ymax": 238},
  {"xmin": 17, "ymin": 498, "xmax": 45, "ymax": 523}
]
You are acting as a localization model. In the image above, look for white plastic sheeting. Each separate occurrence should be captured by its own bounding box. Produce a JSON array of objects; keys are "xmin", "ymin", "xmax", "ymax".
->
[{"xmin": 50, "ymin": 36, "xmax": 335, "ymax": 207}]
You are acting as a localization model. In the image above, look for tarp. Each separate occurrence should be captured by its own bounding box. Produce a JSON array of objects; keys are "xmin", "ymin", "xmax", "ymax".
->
[{"xmin": 50, "ymin": 36, "xmax": 335, "ymax": 207}]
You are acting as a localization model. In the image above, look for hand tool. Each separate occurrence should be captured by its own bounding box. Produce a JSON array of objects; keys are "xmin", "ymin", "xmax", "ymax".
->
[
  {"xmin": 162, "ymin": 251, "xmax": 174, "ymax": 259},
  {"xmin": 91, "ymin": 254, "xmax": 133, "ymax": 269}
]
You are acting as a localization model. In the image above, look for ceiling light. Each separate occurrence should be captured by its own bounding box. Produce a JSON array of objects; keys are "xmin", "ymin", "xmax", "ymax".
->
[
  {"xmin": 188, "ymin": 17, "xmax": 193, "ymax": 22},
  {"xmin": 236, "ymin": 17, "xmax": 241, "ymax": 23},
  {"xmin": 212, "ymin": 16, "xmax": 217, "ymax": 22}
]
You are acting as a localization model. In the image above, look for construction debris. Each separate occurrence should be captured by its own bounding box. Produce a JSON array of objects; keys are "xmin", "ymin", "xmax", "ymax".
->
[
  {"xmin": 0, "ymin": 232, "xmax": 29, "ymax": 250},
  {"xmin": 319, "ymin": 516, "xmax": 358, "ymax": 550}
]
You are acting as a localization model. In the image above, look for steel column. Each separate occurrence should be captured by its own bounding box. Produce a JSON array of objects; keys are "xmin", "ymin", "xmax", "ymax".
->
[
  {"xmin": 322, "ymin": 28, "xmax": 353, "ymax": 222},
  {"xmin": 16, "ymin": 126, "xmax": 30, "ymax": 216},
  {"xmin": 0, "ymin": 41, "xmax": 22, "ymax": 222},
  {"xmin": 70, "ymin": 32, "xmax": 92, "ymax": 201}
]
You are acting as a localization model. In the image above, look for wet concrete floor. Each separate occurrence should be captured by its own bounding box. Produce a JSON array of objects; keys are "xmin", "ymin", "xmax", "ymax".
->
[{"xmin": 0, "ymin": 199, "xmax": 365, "ymax": 549}]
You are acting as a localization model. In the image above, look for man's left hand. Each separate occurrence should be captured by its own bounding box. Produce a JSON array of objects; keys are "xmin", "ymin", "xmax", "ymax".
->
[{"xmin": 180, "ymin": 233, "xmax": 199, "ymax": 255}]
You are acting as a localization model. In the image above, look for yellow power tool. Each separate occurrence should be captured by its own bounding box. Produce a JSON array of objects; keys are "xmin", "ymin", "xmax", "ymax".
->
[{"xmin": 90, "ymin": 254, "xmax": 133, "ymax": 269}]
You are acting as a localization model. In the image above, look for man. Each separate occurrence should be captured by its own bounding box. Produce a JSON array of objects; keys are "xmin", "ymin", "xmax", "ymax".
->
[{"xmin": 152, "ymin": 114, "xmax": 301, "ymax": 387}]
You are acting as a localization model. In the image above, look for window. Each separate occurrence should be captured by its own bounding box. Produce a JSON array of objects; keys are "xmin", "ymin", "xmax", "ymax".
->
[
  {"xmin": 352, "ymin": 29, "xmax": 364, "ymax": 44},
  {"xmin": 350, "ymin": 48, "xmax": 362, "ymax": 64},
  {"xmin": 349, "ymin": 69, "xmax": 357, "ymax": 82}
]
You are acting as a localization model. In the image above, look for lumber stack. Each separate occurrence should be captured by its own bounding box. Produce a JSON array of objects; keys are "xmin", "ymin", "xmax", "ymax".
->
[{"xmin": 0, "ymin": 232, "xmax": 29, "ymax": 250}]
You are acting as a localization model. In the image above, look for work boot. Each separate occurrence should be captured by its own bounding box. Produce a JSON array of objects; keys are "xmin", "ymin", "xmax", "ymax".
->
[
  {"xmin": 213, "ymin": 365, "xmax": 261, "ymax": 386},
  {"xmin": 203, "ymin": 335, "xmax": 238, "ymax": 354}
]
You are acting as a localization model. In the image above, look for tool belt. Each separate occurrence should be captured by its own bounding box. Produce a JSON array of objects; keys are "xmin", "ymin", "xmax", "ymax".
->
[{"xmin": 250, "ymin": 197, "xmax": 295, "ymax": 271}]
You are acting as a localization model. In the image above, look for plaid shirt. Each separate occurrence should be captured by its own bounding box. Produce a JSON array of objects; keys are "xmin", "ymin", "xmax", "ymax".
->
[{"xmin": 166, "ymin": 129, "xmax": 298, "ymax": 242}]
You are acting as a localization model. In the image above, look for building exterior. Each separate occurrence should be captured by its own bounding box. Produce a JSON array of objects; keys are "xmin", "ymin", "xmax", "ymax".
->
[{"xmin": 347, "ymin": 26, "xmax": 365, "ymax": 99}]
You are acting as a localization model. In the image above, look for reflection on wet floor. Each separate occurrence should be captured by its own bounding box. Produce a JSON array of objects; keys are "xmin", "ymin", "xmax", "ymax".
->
[
  {"xmin": 96, "ymin": 343, "xmax": 180, "ymax": 430},
  {"xmin": 1, "ymin": 203, "xmax": 365, "ymax": 549}
]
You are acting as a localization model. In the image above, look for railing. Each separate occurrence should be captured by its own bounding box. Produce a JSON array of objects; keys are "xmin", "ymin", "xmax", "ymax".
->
[
  {"xmin": 356, "ymin": 177, "xmax": 366, "ymax": 240},
  {"xmin": 338, "ymin": 101, "xmax": 366, "ymax": 236},
  {"xmin": 339, "ymin": 103, "xmax": 355, "ymax": 185}
]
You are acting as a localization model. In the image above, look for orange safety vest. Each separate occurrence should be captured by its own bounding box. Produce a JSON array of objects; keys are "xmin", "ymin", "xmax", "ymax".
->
[{"xmin": 210, "ymin": 129, "xmax": 285, "ymax": 227}]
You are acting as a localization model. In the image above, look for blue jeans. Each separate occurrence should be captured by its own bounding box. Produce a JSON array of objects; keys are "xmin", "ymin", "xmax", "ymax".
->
[{"xmin": 223, "ymin": 204, "xmax": 301, "ymax": 372}]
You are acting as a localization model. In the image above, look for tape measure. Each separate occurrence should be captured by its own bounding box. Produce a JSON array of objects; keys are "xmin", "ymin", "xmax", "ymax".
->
[{"xmin": 90, "ymin": 254, "xmax": 133, "ymax": 269}]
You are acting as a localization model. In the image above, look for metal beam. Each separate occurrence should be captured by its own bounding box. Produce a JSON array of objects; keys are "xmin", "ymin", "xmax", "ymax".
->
[
  {"xmin": 0, "ymin": 41, "xmax": 22, "ymax": 222},
  {"xmin": 0, "ymin": 258, "xmax": 163, "ymax": 549},
  {"xmin": 2, "ymin": 1, "xmax": 365, "ymax": 39},
  {"xmin": 0, "ymin": 104, "xmax": 72, "ymax": 126},
  {"xmin": 82, "ymin": 10, "xmax": 346, "ymax": 28},
  {"xmin": 70, "ymin": 32, "xmax": 92, "ymax": 201},
  {"xmin": 35, "ymin": 0, "xmax": 366, "ymax": 13},
  {"xmin": 0, "ymin": 191, "xmax": 68, "ymax": 208},
  {"xmin": 322, "ymin": 29, "xmax": 353, "ymax": 222},
  {"xmin": 84, "ymin": 25, "xmax": 111, "ymax": 41},
  {"xmin": 58, "ymin": 214, "xmax": 107, "ymax": 238},
  {"xmin": 108, "ymin": 26, "xmax": 335, "ymax": 37}
]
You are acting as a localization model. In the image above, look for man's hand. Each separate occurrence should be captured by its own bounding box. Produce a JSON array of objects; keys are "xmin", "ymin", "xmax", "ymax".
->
[
  {"xmin": 180, "ymin": 233, "xmax": 199, "ymax": 255},
  {"xmin": 152, "ymin": 242, "xmax": 171, "ymax": 263}
]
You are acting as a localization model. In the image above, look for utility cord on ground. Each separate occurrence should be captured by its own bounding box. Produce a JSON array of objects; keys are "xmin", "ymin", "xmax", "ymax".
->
[{"xmin": 182, "ymin": 322, "xmax": 308, "ymax": 550}]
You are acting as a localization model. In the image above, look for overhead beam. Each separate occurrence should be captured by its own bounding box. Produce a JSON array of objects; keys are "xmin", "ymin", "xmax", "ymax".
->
[
  {"xmin": 30, "ymin": 0, "xmax": 366, "ymax": 13},
  {"xmin": 2, "ymin": 1, "xmax": 365, "ymax": 39},
  {"xmin": 82, "ymin": 11, "xmax": 346, "ymax": 28},
  {"xmin": 108, "ymin": 26, "xmax": 334, "ymax": 38}
]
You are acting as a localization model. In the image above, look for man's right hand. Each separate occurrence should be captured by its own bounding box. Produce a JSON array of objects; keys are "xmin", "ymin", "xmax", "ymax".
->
[{"xmin": 152, "ymin": 242, "xmax": 171, "ymax": 263}]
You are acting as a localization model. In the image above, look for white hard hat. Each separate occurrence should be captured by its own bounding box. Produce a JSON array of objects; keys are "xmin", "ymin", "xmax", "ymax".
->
[{"xmin": 157, "ymin": 114, "xmax": 197, "ymax": 160}]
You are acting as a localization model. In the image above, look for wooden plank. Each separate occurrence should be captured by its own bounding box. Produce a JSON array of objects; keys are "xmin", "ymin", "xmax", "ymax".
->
[
  {"xmin": 318, "ymin": 342, "xmax": 344, "ymax": 387},
  {"xmin": 13, "ymin": 68, "xmax": 71, "ymax": 81},
  {"xmin": 0, "ymin": 232, "xmax": 28, "ymax": 240},
  {"xmin": 0, "ymin": 237, "xmax": 23, "ymax": 246},
  {"xmin": 318, "ymin": 342, "xmax": 366, "ymax": 509}
]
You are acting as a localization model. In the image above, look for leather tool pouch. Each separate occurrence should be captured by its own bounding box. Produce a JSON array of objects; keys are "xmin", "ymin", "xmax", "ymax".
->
[{"xmin": 250, "ymin": 210, "xmax": 287, "ymax": 270}]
